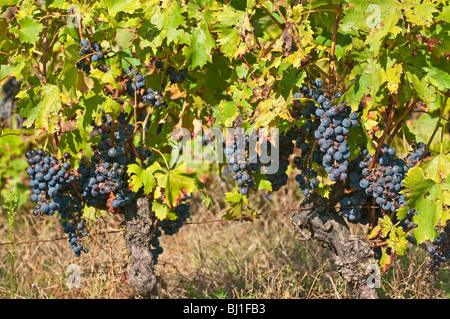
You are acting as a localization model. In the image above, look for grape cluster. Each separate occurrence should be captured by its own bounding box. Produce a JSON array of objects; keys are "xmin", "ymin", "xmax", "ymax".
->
[
  {"xmin": 289, "ymin": 81, "xmax": 432, "ymax": 225},
  {"xmin": 426, "ymin": 225, "xmax": 450, "ymax": 266},
  {"xmin": 1, "ymin": 76, "xmax": 22, "ymax": 120},
  {"xmin": 165, "ymin": 66, "xmax": 188, "ymax": 83},
  {"xmin": 90, "ymin": 41, "xmax": 104, "ymax": 62},
  {"xmin": 343, "ymin": 142, "xmax": 431, "ymax": 224},
  {"xmin": 142, "ymin": 88, "xmax": 167, "ymax": 108},
  {"xmin": 151, "ymin": 196, "xmax": 192, "ymax": 264},
  {"xmin": 406, "ymin": 142, "xmax": 431, "ymax": 168},
  {"xmin": 349, "ymin": 146, "xmax": 407, "ymax": 220},
  {"xmin": 77, "ymin": 39, "xmax": 104, "ymax": 73},
  {"xmin": 338, "ymin": 189, "xmax": 369, "ymax": 224},
  {"xmin": 398, "ymin": 208, "xmax": 417, "ymax": 230},
  {"xmin": 25, "ymin": 111, "xmax": 158, "ymax": 256},
  {"xmin": 292, "ymin": 123, "xmax": 321, "ymax": 196},
  {"xmin": 150, "ymin": 228, "xmax": 163, "ymax": 265},
  {"xmin": 124, "ymin": 67, "xmax": 146, "ymax": 97},
  {"xmin": 25, "ymin": 149, "xmax": 89, "ymax": 256},
  {"xmin": 76, "ymin": 40, "xmax": 91, "ymax": 73},
  {"xmin": 290, "ymin": 79, "xmax": 359, "ymax": 196},
  {"xmin": 224, "ymin": 130, "xmax": 259, "ymax": 195},
  {"xmin": 314, "ymin": 100, "xmax": 358, "ymax": 182},
  {"xmin": 159, "ymin": 203, "xmax": 191, "ymax": 235},
  {"xmin": 79, "ymin": 112, "xmax": 150, "ymax": 209},
  {"xmin": 262, "ymin": 130, "xmax": 295, "ymax": 192},
  {"xmin": 154, "ymin": 60, "xmax": 164, "ymax": 69}
]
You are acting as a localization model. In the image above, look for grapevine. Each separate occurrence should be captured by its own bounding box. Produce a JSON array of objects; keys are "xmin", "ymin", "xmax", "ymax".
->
[{"xmin": 1, "ymin": 0, "xmax": 448, "ymax": 300}]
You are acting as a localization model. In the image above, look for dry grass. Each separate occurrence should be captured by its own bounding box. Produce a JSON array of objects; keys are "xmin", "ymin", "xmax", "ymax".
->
[{"xmin": 0, "ymin": 173, "xmax": 448, "ymax": 299}]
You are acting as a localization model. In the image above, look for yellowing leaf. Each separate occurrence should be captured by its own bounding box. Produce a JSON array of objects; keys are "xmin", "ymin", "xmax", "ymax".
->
[{"xmin": 382, "ymin": 61, "xmax": 402, "ymax": 94}]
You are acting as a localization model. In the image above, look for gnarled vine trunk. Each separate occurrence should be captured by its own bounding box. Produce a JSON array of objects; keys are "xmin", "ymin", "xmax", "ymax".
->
[
  {"xmin": 122, "ymin": 196, "xmax": 159, "ymax": 299},
  {"xmin": 291, "ymin": 184, "xmax": 379, "ymax": 299}
]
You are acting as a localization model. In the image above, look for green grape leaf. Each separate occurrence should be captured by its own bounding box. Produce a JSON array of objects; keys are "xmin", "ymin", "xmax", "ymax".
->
[
  {"xmin": 89, "ymin": 67, "xmax": 122, "ymax": 90},
  {"xmin": 11, "ymin": 17, "xmax": 43, "ymax": 44},
  {"xmin": 15, "ymin": 84, "xmax": 62, "ymax": 133},
  {"xmin": 403, "ymin": 0, "xmax": 438, "ymax": 27},
  {"xmin": 423, "ymin": 67, "xmax": 450, "ymax": 92},
  {"xmin": 59, "ymin": 66, "xmax": 79, "ymax": 103},
  {"xmin": 379, "ymin": 248, "xmax": 393, "ymax": 272},
  {"xmin": 219, "ymin": 101, "xmax": 239, "ymax": 127},
  {"xmin": 127, "ymin": 161, "xmax": 162, "ymax": 194},
  {"xmin": 341, "ymin": 0, "xmax": 402, "ymax": 55},
  {"xmin": 223, "ymin": 190, "xmax": 244, "ymax": 220},
  {"xmin": 379, "ymin": 215, "xmax": 409, "ymax": 256},
  {"xmin": 196, "ymin": 178, "xmax": 212, "ymax": 210},
  {"xmin": 419, "ymin": 153, "xmax": 450, "ymax": 184},
  {"xmin": 254, "ymin": 94, "xmax": 294, "ymax": 129},
  {"xmin": 103, "ymin": 0, "xmax": 141, "ymax": 17},
  {"xmin": 150, "ymin": 2, "xmax": 186, "ymax": 46},
  {"xmin": 59, "ymin": 129, "xmax": 88, "ymax": 160},
  {"xmin": 382, "ymin": 59, "xmax": 402, "ymax": 94},
  {"xmin": 183, "ymin": 24, "xmax": 215, "ymax": 69},
  {"xmin": 214, "ymin": 5, "xmax": 249, "ymax": 59},
  {"xmin": 257, "ymin": 179, "xmax": 272, "ymax": 193},
  {"xmin": 155, "ymin": 163, "xmax": 198, "ymax": 208},
  {"xmin": 401, "ymin": 155, "xmax": 450, "ymax": 244},
  {"xmin": 82, "ymin": 205, "xmax": 105, "ymax": 222},
  {"xmin": 152, "ymin": 199, "xmax": 172, "ymax": 220},
  {"xmin": 404, "ymin": 66, "xmax": 435, "ymax": 106}
]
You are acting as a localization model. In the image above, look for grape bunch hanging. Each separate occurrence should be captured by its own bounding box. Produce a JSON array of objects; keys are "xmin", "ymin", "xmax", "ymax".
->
[
  {"xmin": 224, "ymin": 129, "xmax": 260, "ymax": 195},
  {"xmin": 25, "ymin": 149, "xmax": 88, "ymax": 256}
]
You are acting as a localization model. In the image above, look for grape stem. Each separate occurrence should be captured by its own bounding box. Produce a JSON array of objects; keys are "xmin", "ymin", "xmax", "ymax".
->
[
  {"xmin": 149, "ymin": 147, "xmax": 170, "ymax": 171},
  {"xmin": 70, "ymin": 181, "xmax": 85, "ymax": 204}
]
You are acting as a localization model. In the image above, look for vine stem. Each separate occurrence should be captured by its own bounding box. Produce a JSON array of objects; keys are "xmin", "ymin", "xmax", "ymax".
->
[
  {"xmin": 178, "ymin": 91, "xmax": 189, "ymax": 122},
  {"xmin": 386, "ymin": 98, "xmax": 418, "ymax": 145},
  {"xmin": 53, "ymin": 132, "xmax": 59, "ymax": 148},
  {"xmin": 257, "ymin": 3, "xmax": 284, "ymax": 29},
  {"xmin": 368, "ymin": 103, "xmax": 397, "ymax": 170},
  {"xmin": 127, "ymin": 136, "xmax": 144, "ymax": 169},
  {"xmin": 310, "ymin": 63, "xmax": 333, "ymax": 82},
  {"xmin": 142, "ymin": 107, "xmax": 153, "ymax": 148},
  {"xmin": 425, "ymin": 96, "xmax": 446, "ymax": 157},
  {"xmin": 70, "ymin": 181, "xmax": 85, "ymax": 204},
  {"xmin": 328, "ymin": 5, "xmax": 342, "ymax": 90},
  {"xmin": 271, "ymin": 1, "xmax": 287, "ymax": 25},
  {"xmin": 300, "ymin": 8, "xmax": 340, "ymax": 16},
  {"xmin": 42, "ymin": 17, "xmax": 49, "ymax": 83},
  {"xmin": 299, "ymin": 57, "xmax": 329, "ymax": 70},
  {"xmin": 249, "ymin": 19, "xmax": 262, "ymax": 50},
  {"xmin": 367, "ymin": 197, "xmax": 377, "ymax": 236},
  {"xmin": 77, "ymin": 10, "xmax": 83, "ymax": 40}
]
